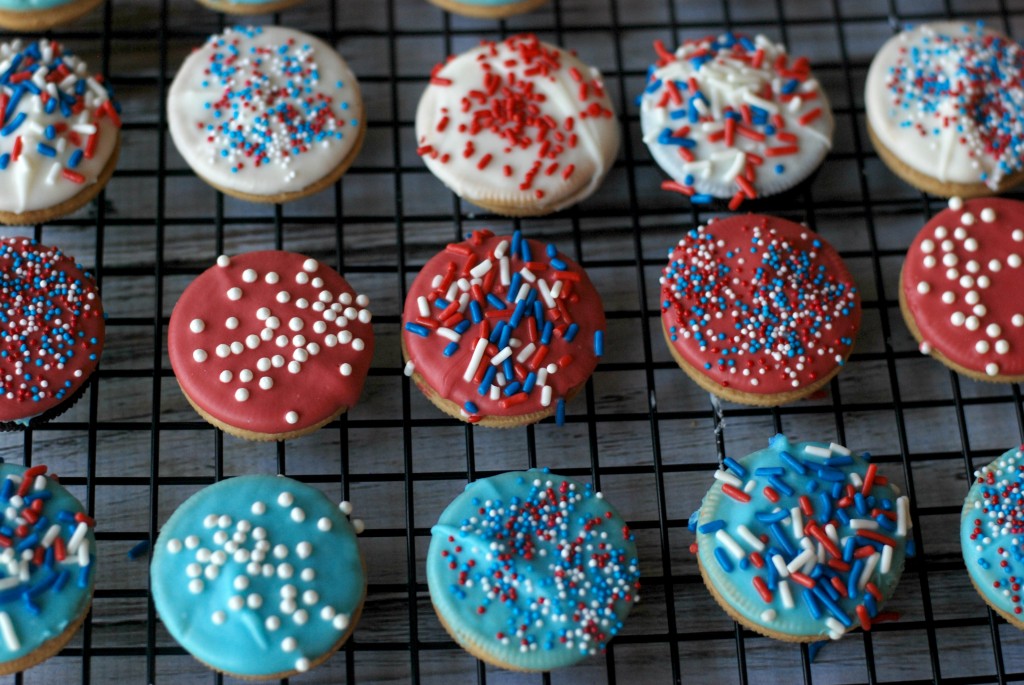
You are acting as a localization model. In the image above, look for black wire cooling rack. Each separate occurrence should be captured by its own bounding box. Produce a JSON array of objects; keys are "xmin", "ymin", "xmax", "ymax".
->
[{"xmin": 2, "ymin": 0, "xmax": 1024, "ymax": 683}]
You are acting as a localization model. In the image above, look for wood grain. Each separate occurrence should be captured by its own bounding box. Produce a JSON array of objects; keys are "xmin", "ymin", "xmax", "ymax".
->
[{"xmin": 0, "ymin": 0, "xmax": 1022, "ymax": 683}]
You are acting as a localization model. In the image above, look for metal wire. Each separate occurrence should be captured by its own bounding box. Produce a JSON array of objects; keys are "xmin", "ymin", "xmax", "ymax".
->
[{"xmin": 2, "ymin": 0, "xmax": 1024, "ymax": 683}]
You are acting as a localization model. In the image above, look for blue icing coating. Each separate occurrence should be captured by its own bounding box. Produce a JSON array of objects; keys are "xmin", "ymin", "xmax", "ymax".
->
[
  {"xmin": 426, "ymin": 470, "xmax": 640, "ymax": 671},
  {"xmin": 961, "ymin": 445, "xmax": 1024, "ymax": 621},
  {"xmin": 0, "ymin": 463, "xmax": 96, "ymax": 667},
  {"xmin": 439, "ymin": 0, "xmax": 535, "ymax": 4},
  {"xmin": 150, "ymin": 475, "xmax": 364, "ymax": 677},
  {"xmin": 0, "ymin": 0, "xmax": 76, "ymax": 10},
  {"xmin": 695, "ymin": 435, "xmax": 911, "ymax": 640}
]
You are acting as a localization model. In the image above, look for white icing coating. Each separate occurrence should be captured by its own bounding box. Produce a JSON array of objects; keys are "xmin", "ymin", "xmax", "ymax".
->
[
  {"xmin": 0, "ymin": 39, "xmax": 120, "ymax": 214},
  {"xmin": 865, "ymin": 22, "xmax": 1024, "ymax": 188},
  {"xmin": 639, "ymin": 33, "xmax": 834, "ymax": 200},
  {"xmin": 167, "ymin": 26, "xmax": 363, "ymax": 197},
  {"xmin": 415, "ymin": 34, "xmax": 619, "ymax": 214}
]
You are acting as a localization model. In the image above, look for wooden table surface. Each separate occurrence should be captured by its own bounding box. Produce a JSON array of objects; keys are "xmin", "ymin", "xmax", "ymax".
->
[{"xmin": 1, "ymin": 0, "xmax": 1023, "ymax": 682}]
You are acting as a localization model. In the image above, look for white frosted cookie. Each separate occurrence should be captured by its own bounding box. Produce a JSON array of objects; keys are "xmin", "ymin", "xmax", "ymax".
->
[
  {"xmin": 415, "ymin": 33, "xmax": 620, "ymax": 217},
  {"xmin": 167, "ymin": 25, "xmax": 364, "ymax": 203},
  {"xmin": 639, "ymin": 33, "xmax": 833, "ymax": 209},
  {"xmin": 0, "ymin": 39, "xmax": 121, "ymax": 225},
  {"xmin": 865, "ymin": 22, "xmax": 1024, "ymax": 197}
]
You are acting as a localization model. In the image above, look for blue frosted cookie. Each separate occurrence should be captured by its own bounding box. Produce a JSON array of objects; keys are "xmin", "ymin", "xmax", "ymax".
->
[
  {"xmin": 425, "ymin": 0, "xmax": 549, "ymax": 19},
  {"xmin": 961, "ymin": 445, "xmax": 1024, "ymax": 625},
  {"xmin": 193, "ymin": 0, "xmax": 304, "ymax": 16},
  {"xmin": 426, "ymin": 469, "xmax": 640, "ymax": 671},
  {"xmin": 691, "ymin": 435, "xmax": 912, "ymax": 641},
  {"xmin": 0, "ymin": 463, "xmax": 96, "ymax": 675},
  {"xmin": 151, "ymin": 475, "xmax": 365, "ymax": 679},
  {"xmin": 0, "ymin": 0, "xmax": 103, "ymax": 33}
]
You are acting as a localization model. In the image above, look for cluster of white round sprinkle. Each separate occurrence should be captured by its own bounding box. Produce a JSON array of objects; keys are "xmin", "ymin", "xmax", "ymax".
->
[
  {"xmin": 163, "ymin": 488, "xmax": 365, "ymax": 674},
  {"xmin": 188, "ymin": 256, "xmax": 372, "ymax": 425},
  {"xmin": 911, "ymin": 200, "xmax": 1021, "ymax": 377}
]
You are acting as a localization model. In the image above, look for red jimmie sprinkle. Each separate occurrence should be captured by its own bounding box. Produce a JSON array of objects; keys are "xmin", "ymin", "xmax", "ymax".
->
[
  {"xmin": 0, "ymin": 39, "xmax": 120, "ymax": 198},
  {"xmin": 696, "ymin": 438, "xmax": 911, "ymax": 639},
  {"xmin": 641, "ymin": 33, "xmax": 832, "ymax": 208},
  {"xmin": 416, "ymin": 33, "xmax": 618, "ymax": 213},
  {"xmin": 401, "ymin": 231, "xmax": 605, "ymax": 425}
]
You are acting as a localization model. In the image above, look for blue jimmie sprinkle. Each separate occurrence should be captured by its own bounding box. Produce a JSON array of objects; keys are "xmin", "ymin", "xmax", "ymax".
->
[
  {"xmin": 723, "ymin": 457, "xmax": 747, "ymax": 477},
  {"xmin": 714, "ymin": 547, "xmax": 734, "ymax": 572},
  {"xmin": 128, "ymin": 540, "xmax": 150, "ymax": 560},
  {"xmin": 405, "ymin": 322, "xmax": 430, "ymax": 337},
  {"xmin": 693, "ymin": 437, "xmax": 909, "ymax": 636},
  {"xmin": 406, "ymin": 230, "xmax": 599, "ymax": 427}
]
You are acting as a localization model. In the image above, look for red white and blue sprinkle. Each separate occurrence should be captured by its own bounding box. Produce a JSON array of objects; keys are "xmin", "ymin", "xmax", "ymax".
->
[
  {"xmin": 640, "ymin": 33, "xmax": 832, "ymax": 209},
  {"xmin": 0, "ymin": 39, "xmax": 119, "ymax": 211},
  {"xmin": 430, "ymin": 471, "xmax": 640, "ymax": 663},
  {"xmin": 879, "ymin": 22, "xmax": 1024, "ymax": 190},
  {"xmin": 415, "ymin": 33, "xmax": 619, "ymax": 214},
  {"xmin": 403, "ymin": 230, "xmax": 604, "ymax": 424},
  {"xmin": 692, "ymin": 437, "xmax": 912, "ymax": 640},
  {"xmin": 0, "ymin": 238, "xmax": 103, "ymax": 417},
  {"xmin": 0, "ymin": 464, "xmax": 96, "ymax": 653},
  {"xmin": 964, "ymin": 445, "xmax": 1024, "ymax": 617},
  {"xmin": 659, "ymin": 215, "xmax": 859, "ymax": 395},
  {"xmin": 192, "ymin": 26, "xmax": 357, "ymax": 181}
]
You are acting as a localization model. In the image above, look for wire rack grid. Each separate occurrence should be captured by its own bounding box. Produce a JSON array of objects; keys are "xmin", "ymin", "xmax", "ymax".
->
[{"xmin": 1, "ymin": 0, "xmax": 1024, "ymax": 683}]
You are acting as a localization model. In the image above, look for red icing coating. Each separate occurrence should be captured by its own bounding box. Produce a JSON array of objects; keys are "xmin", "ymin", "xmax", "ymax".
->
[
  {"xmin": 0, "ymin": 238, "xmax": 104, "ymax": 422},
  {"xmin": 168, "ymin": 251, "xmax": 374, "ymax": 435},
  {"xmin": 660, "ymin": 214, "xmax": 861, "ymax": 395},
  {"xmin": 902, "ymin": 197, "xmax": 1024, "ymax": 379},
  {"xmin": 401, "ymin": 231, "xmax": 605, "ymax": 421}
]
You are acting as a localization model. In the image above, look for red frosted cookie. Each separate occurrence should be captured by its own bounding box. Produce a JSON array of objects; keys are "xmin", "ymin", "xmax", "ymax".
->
[
  {"xmin": 660, "ymin": 215, "xmax": 861, "ymax": 406},
  {"xmin": 168, "ymin": 252, "xmax": 374, "ymax": 441},
  {"xmin": 0, "ymin": 237, "xmax": 104, "ymax": 429},
  {"xmin": 401, "ymin": 230, "xmax": 605, "ymax": 427},
  {"xmin": 900, "ymin": 197, "xmax": 1024, "ymax": 382}
]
